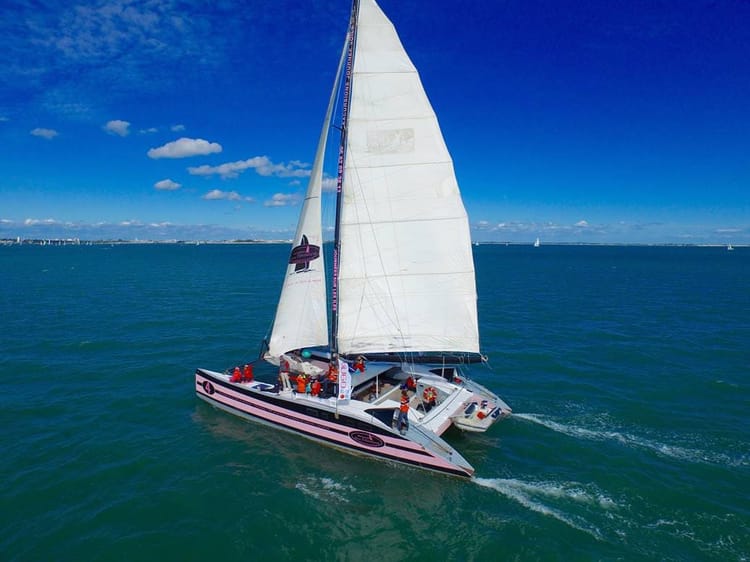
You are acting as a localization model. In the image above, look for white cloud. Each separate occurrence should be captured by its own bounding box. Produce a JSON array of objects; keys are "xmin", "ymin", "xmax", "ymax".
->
[
  {"xmin": 171, "ymin": 124, "xmax": 185, "ymax": 131},
  {"xmin": 24, "ymin": 217, "xmax": 59, "ymax": 225},
  {"xmin": 715, "ymin": 227, "xmax": 742, "ymax": 233},
  {"xmin": 140, "ymin": 127, "xmax": 158, "ymax": 134},
  {"xmin": 188, "ymin": 156, "xmax": 310, "ymax": 179},
  {"xmin": 575, "ymin": 220, "xmax": 589, "ymax": 227},
  {"xmin": 148, "ymin": 137, "xmax": 222, "ymax": 159},
  {"xmin": 322, "ymin": 176, "xmax": 338, "ymax": 191},
  {"xmin": 264, "ymin": 193, "xmax": 299, "ymax": 207},
  {"xmin": 202, "ymin": 189, "xmax": 254, "ymax": 202},
  {"xmin": 154, "ymin": 179, "xmax": 181, "ymax": 191},
  {"xmin": 30, "ymin": 127, "xmax": 58, "ymax": 139},
  {"xmin": 104, "ymin": 119, "xmax": 130, "ymax": 136}
]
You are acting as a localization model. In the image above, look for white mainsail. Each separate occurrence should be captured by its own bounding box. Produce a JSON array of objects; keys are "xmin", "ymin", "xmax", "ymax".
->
[
  {"xmin": 336, "ymin": 0, "xmax": 479, "ymax": 356},
  {"xmin": 267, "ymin": 34, "xmax": 350, "ymax": 358}
]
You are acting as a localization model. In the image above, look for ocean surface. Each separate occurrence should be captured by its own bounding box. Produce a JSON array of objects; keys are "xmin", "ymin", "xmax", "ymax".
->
[{"xmin": 1, "ymin": 243, "xmax": 748, "ymax": 561}]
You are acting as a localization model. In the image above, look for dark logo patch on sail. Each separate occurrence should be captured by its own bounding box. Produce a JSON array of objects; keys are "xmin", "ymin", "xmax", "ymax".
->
[
  {"xmin": 289, "ymin": 234, "xmax": 320, "ymax": 272},
  {"xmin": 202, "ymin": 381, "xmax": 215, "ymax": 395},
  {"xmin": 349, "ymin": 431, "xmax": 385, "ymax": 448}
]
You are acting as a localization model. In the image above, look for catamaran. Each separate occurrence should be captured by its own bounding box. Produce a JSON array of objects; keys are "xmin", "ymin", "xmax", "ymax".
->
[{"xmin": 195, "ymin": 0, "xmax": 511, "ymax": 478}]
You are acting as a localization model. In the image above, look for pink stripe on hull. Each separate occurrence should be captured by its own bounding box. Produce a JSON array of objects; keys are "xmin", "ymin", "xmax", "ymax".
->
[
  {"xmin": 213, "ymin": 379, "xmax": 430, "ymax": 454},
  {"xmin": 196, "ymin": 376, "xmax": 469, "ymax": 476}
]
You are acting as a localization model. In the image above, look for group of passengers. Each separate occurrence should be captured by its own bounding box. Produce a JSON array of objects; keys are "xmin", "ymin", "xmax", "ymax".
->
[
  {"xmin": 275, "ymin": 354, "xmax": 367, "ymax": 398},
  {"xmin": 230, "ymin": 364, "xmax": 254, "ymax": 383}
]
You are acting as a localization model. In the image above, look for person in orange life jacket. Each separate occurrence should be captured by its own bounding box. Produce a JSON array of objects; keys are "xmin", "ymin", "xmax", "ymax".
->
[
  {"xmin": 397, "ymin": 390, "xmax": 410, "ymax": 434},
  {"xmin": 311, "ymin": 377, "xmax": 321, "ymax": 397},
  {"xmin": 243, "ymin": 364, "xmax": 253, "ymax": 382},
  {"xmin": 406, "ymin": 376, "xmax": 416, "ymax": 391},
  {"xmin": 296, "ymin": 373, "xmax": 307, "ymax": 394},
  {"xmin": 423, "ymin": 386, "xmax": 438, "ymax": 413},
  {"xmin": 231, "ymin": 366, "xmax": 242, "ymax": 383},
  {"xmin": 353, "ymin": 355, "xmax": 366, "ymax": 372},
  {"xmin": 323, "ymin": 357, "xmax": 339, "ymax": 397}
]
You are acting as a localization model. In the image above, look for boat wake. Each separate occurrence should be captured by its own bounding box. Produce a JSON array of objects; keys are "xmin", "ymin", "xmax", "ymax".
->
[
  {"xmin": 475, "ymin": 474, "xmax": 750, "ymax": 558},
  {"xmin": 295, "ymin": 475, "xmax": 357, "ymax": 504},
  {"xmin": 514, "ymin": 413, "xmax": 748, "ymax": 468},
  {"xmin": 473, "ymin": 477, "xmax": 614, "ymax": 540}
]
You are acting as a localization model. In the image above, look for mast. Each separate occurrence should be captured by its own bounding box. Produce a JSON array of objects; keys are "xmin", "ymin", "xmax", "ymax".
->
[{"xmin": 330, "ymin": 0, "xmax": 359, "ymax": 357}]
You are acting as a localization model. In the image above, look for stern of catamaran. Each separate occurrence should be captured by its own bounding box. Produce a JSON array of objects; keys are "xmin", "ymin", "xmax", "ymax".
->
[{"xmin": 398, "ymin": 362, "xmax": 511, "ymax": 432}]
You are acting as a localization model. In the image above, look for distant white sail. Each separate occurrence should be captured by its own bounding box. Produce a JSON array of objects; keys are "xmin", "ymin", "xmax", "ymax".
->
[
  {"xmin": 336, "ymin": 0, "xmax": 479, "ymax": 355},
  {"xmin": 268, "ymin": 34, "xmax": 350, "ymax": 358}
]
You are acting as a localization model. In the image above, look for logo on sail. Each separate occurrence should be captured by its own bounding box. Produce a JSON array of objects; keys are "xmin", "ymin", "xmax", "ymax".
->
[{"xmin": 288, "ymin": 234, "xmax": 320, "ymax": 272}]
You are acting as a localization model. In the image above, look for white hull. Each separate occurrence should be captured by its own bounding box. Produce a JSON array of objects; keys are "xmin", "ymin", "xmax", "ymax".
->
[{"xmin": 195, "ymin": 360, "xmax": 510, "ymax": 478}]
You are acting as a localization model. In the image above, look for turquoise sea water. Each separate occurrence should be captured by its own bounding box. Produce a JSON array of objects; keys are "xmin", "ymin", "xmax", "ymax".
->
[{"xmin": 1, "ymin": 244, "xmax": 748, "ymax": 561}]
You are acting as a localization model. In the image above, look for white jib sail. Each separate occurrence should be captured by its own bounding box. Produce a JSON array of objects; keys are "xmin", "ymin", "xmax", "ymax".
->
[
  {"xmin": 337, "ymin": 0, "xmax": 480, "ymax": 356},
  {"xmin": 268, "ymin": 34, "xmax": 350, "ymax": 358}
]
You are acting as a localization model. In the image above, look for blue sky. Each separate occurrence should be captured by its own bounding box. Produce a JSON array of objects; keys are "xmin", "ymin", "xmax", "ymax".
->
[{"xmin": 1, "ymin": 0, "xmax": 748, "ymax": 244}]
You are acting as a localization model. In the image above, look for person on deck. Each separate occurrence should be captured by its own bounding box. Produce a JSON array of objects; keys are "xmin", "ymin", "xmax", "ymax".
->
[
  {"xmin": 231, "ymin": 366, "xmax": 242, "ymax": 383},
  {"xmin": 422, "ymin": 386, "xmax": 438, "ymax": 413},
  {"xmin": 406, "ymin": 376, "xmax": 416, "ymax": 391},
  {"xmin": 311, "ymin": 377, "xmax": 321, "ymax": 397},
  {"xmin": 324, "ymin": 359, "xmax": 339, "ymax": 397},
  {"xmin": 353, "ymin": 355, "xmax": 366, "ymax": 372},
  {"xmin": 397, "ymin": 390, "xmax": 410, "ymax": 435},
  {"xmin": 243, "ymin": 364, "xmax": 254, "ymax": 382},
  {"xmin": 296, "ymin": 373, "xmax": 307, "ymax": 394},
  {"xmin": 279, "ymin": 362, "xmax": 291, "ymax": 392}
]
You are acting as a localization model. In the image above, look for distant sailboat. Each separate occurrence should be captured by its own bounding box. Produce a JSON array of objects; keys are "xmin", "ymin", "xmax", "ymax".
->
[
  {"xmin": 534, "ymin": 237, "xmax": 540, "ymax": 248},
  {"xmin": 194, "ymin": 0, "xmax": 511, "ymax": 478}
]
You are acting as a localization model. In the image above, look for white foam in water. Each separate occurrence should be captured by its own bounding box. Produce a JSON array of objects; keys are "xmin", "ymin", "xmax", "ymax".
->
[
  {"xmin": 514, "ymin": 413, "xmax": 747, "ymax": 467},
  {"xmin": 473, "ymin": 477, "xmax": 604, "ymax": 540},
  {"xmin": 295, "ymin": 476, "xmax": 356, "ymax": 503}
]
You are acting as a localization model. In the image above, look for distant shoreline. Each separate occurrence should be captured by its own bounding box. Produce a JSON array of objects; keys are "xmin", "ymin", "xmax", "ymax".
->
[
  {"xmin": 0, "ymin": 238, "xmax": 291, "ymax": 246},
  {"xmin": 0, "ymin": 238, "xmax": 743, "ymax": 248}
]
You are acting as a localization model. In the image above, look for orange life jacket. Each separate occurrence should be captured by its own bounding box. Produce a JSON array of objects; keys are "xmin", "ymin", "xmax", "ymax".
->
[
  {"xmin": 297, "ymin": 375, "xmax": 307, "ymax": 393},
  {"xmin": 231, "ymin": 367, "xmax": 242, "ymax": 382},
  {"xmin": 400, "ymin": 394, "xmax": 409, "ymax": 413}
]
